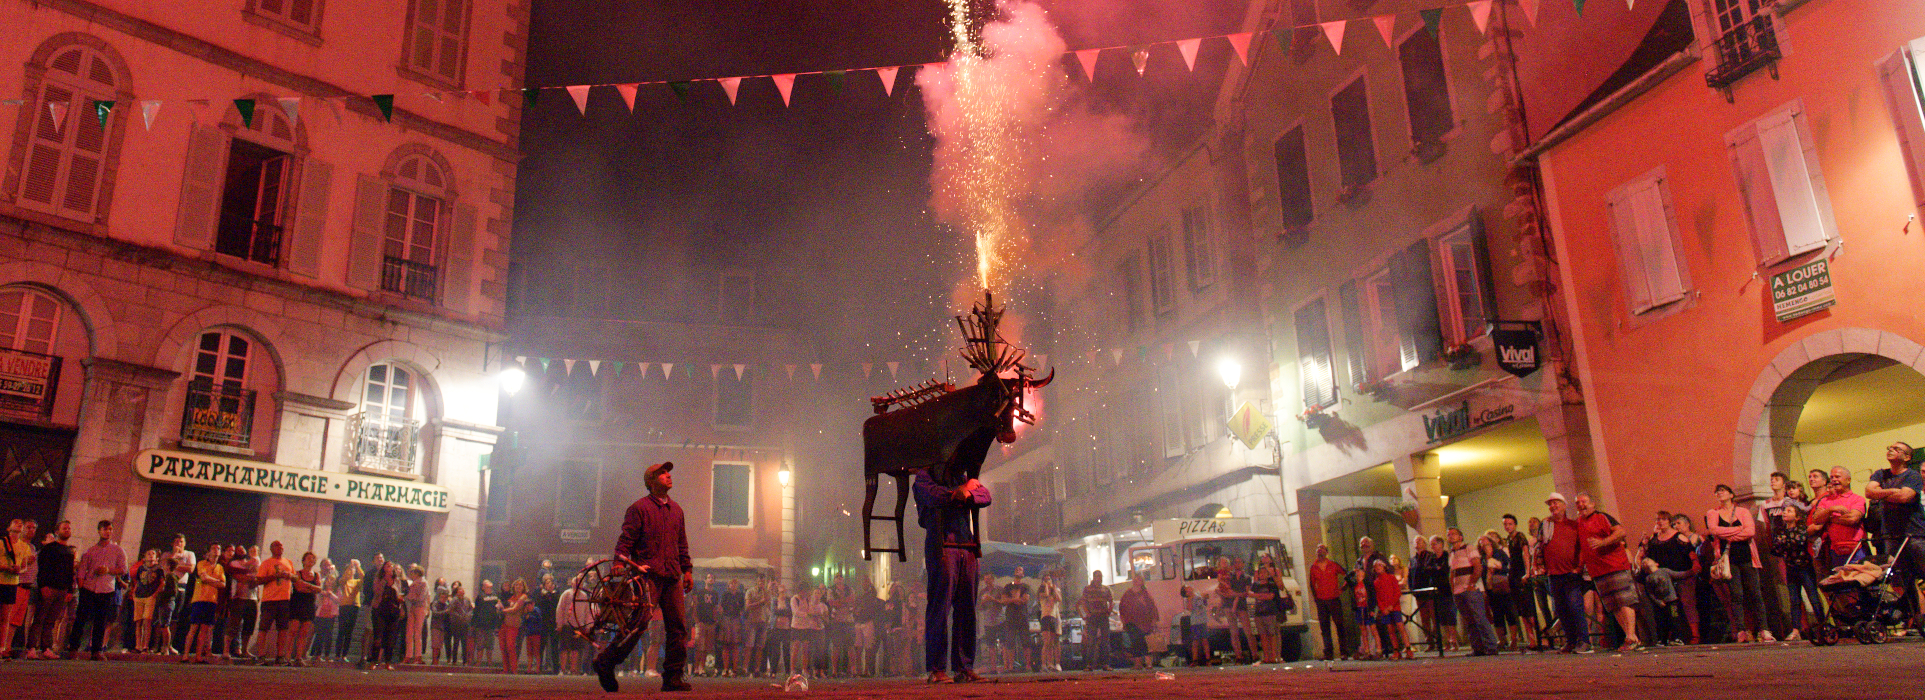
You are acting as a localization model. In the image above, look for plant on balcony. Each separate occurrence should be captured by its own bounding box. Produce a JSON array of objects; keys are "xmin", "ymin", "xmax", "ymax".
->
[
  {"xmin": 1411, "ymin": 138, "xmax": 1447, "ymax": 163},
  {"xmin": 1354, "ymin": 377, "xmax": 1394, "ymax": 402},
  {"xmin": 1298, "ymin": 403, "xmax": 1333, "ymax": 430},
  {"xmin": 1394, "ymin": 501, "xmax": 1421, "ymax": 528},
  {"xmin": 1442, "ymin": 342, "xmax": 1481, "ymax": 370}
]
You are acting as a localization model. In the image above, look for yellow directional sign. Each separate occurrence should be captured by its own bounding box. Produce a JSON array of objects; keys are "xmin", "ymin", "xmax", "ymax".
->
[{"xmin": 1228, "ymin": 401, "xmax": 1271, "ymax": 450}]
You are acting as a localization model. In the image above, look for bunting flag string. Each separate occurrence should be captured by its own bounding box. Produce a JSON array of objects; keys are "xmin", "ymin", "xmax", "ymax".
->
[{"xmin": 0, "ymin": 0, "xmax": 1579, "ymax": 124}]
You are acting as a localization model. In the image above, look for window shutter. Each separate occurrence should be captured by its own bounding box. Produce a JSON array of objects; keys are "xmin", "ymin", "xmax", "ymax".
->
[
  {"xmin": 19, "ymin": 85, "xmax": 74, "ymax": 208},
  {"xmin": 1469, "ymin": 217, "xmax": 1498, "ymax": 328},
  {"xmin": 1630, "ymin": 180, "xmax": 1688, "ymax": 308},
  {"xmin": 1608, "ymin": 184, "xmax": 1658, "ymax": 311},
  {"xmin": 1756, "ymin": 109, "xmax": 1830, "ymax": 258},
  {"xmin": 1294, "ymin": 298, "xmax": 1335, "ymax": 408},
  {"xmin": 1727, "ymin": 122, "xmax": 1788, "ymax": 264},
  {"xmin": 346, "ymin": 175, "xmax": 386, "ymax": 290},
  {"xmin": 444, "ymin": 202, "xmax": 478, "ymax": 313},
  {"xmin": 1390, "ymin": 240, "xmax": 1442, "ymax": 369},
  {"xmin": 62, "ymin": 96, "xmax": 109, "ymax": 219},
  {"xmin": 1877, "ymin": 48, "xmax": 1925, "ymax": 209},
  {"xmin": 173, "ymin": 125, "xmax": 227, "ymax": 250},
  {"xmin": 1339, "ymin": 281, "xmax": 1369, "ymax": 385},
  {"xmin": 286, "ymin": 159, "xmax": 332, "ymax": 277}
]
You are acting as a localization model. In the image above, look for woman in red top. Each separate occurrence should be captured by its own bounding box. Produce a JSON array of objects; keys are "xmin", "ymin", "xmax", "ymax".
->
[{"xmin": 1371, "ymin": 560, "xmax": 1407, "ymax": 659}]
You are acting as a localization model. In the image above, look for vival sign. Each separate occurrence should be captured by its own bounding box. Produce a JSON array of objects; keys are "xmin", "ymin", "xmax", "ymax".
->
[
  {"xmin": 1769, "ymin": 258, "xmax": 1834, "ymax": 322},
  {"xmin": 134, "ymin": 449, "xmax": 451, "ymax": 513}
]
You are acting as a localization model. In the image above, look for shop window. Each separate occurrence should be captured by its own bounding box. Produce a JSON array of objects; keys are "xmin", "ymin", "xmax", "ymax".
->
[
  {"xmin": 15, "ymin": 43, "xmax": 120, "ymax": 222},
  {"xmin": 1399, "ymin": 28, "xmax": 1454, "ymax": 150},
  {"xmin": 720, "ymin": 271, "xmax": 755, "ymax": 325},
  {"xmin": 404, "ymin": 0, "xmax": 470, "ymax": 86},
  {"xmin": 711, "ymin": 462, "xmax": 752, "ymax": 527},
  {"xmin": 715, "ymin": 368, "xmax": 752, "ymax": 429},
  {"xmin": 248, "ymin": 0, "xmax": 322, "ymax": 35},
  {"xmin": 1294, "ymin": 298, "xmax": 1336, "ymax": 409},
  {"xmin": 1181, "ymin": 207, "xmax": 1215, "ymax": 291},
  {"xmin": 1436, "ymin": 224, "xmax": 1495, "ymax": 343},
  {"xmin": 554, "ymin": 460, "xmax": 599, "ymax": 530},
  {"xmin": 1607, "ymin": 169, "xmax": 1692, "ymax": 314},
  {"xmin": 0, "ymin": 289, "xmax": 65, "ymax": 420},
  {"xmin": 1876, "ymin": 41, "xmax": 1925, "ymax": 211},
  {"xmin": 1332, "ymin": 77, "xmax": 1378, "ymax": 195},
  {"xmin": 1147, "ymin": 233, "xmax": 1176, "ymax": 315},
  {"xmin": 183, "ymin": 330, "xmax": 256, "ymax": 450},
  {"xmin": 1116, "ymin": 253, "xmax": 1145, "ymax": 334},
  {"xmin": 214, "ymin": 110, "xmax": 298, "ymax": 266},
  {"xmin": 0, "ymin": 288, "xmax": 62, "ymax": 355},
  {"xmin": 1726, "ymin": 101, "xmax": 1838, "ymax": 266},
  {"xmin": 348, "ymin": 363, "xmax": 421, "ymax": 475},
  {"xmin": 381, "ymin": 155, "xmax": 445, "ymax": 301},
  {"xmin": 1274, "ymin": 125, "xmax": 1313, "ymax": 232}
]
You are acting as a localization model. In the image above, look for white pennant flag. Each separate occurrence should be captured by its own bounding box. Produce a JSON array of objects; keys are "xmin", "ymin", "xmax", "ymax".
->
[
  {"xmin": 887, "ymin": 361, "xmax": 899, "ymax": 380},
  {"xmin": 875, "ymin": 67, "xmax": 899, "ymax": 97},
  {"xmin": 140, "ymin": 100, "xmax": 161, "ymax": 130},
  {"xmin": 563, "ymin": 359, "xmax": 576, "ymax": 374},
  {"xmin": 516, "ymin": 355, "xmax": 527, "ymax": 366},
  {"xmin": 862, "ymin": 363, "xmax": 873, "ymax": 378},
  {"xmin": 718, "ymin": 77, "xmax": 741, "ymax": 105},
  {"xmin": 771, "ymin": 74, "xmax": 796, "ymax": 106},
  {"xmin": 810, "ymin": 363, "xmax": 822, "ymax": 380},
  {"xmin": 277, "ymin": 97, "xmax": 302, "ymax": 126},
  {"xmin": 47, "ymin": 101, "xmax": 67, "ymax": 132},
  {"xmin": 1468, "ymin": 0, "xmax": 1495, "ymax": 33},
  {"xmin": 786, "ymin": 364, "xmax": 796, "ymax": 380},
  {"xmin": 733, "ymin": 364, "xmax": 746, "ymax": 380},
  {"xmin": 566, "ymin": 85, "xmax": 591, "ymax": 114},
  {"xmin": 1176, "ymin": 38, "xmax": 1201, "ymax": 71},
  {"xmin": 1035, "ymin": 354, "xmax": 1048, "ymax": 368},
  {"xmin": 662, "ymin": 363, "xmax": 675, "ymax": 380},
  {"xmin": 710, "ymin": 364, "xmax": 722, "ymax": 379},
  {"xmin": 1188, "ymin": 340, "xmax": 1201, "ymax": 356},
  {"xmin": 1111, "ymin": 349, "xmax": 1124, "ymax": 365},
  {"xmin": 588, "ymin": 360, "xmax": 602, "ymax": 375},
  {"xmin": 638, "ymin": 362, "xmax": 651, "ymax": 378}
]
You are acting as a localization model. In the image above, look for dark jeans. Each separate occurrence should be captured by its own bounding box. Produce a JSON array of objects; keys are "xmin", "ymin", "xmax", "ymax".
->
[
  {"xmin": 922, "ymin": 544, "xmax": 979, "ymax": 674},
  {"xmin": 227, "ymin": 599, "xmax": 257, "ymax": 654},
  {"xmin": 594, "ymin": 573, "xmax": 688, "ymax": 682},
  {"xmin": 1784, "ymin": 564, "xmax": 1825, "ymax": 628},
  {"xmin": 67, "ymin": 589, "xmax": 114, "ymax": 654},
  {"xmin": 367, "ymin": 604, "xmax": 402, "ymax": 664},
  {"xmin": 1313, "ymin": 597, "xmax": 1351, "ymax": 659},
  {"xmin": 313, "ymin": 616, "xmax": 337, "ymax": 657},
  {"xmin": 1454, "ymin": 590, "xmax": 1499, "ymax": 654},
  {"xmin": 1713, "ymin": 564, "xmax": 1765, "ymax": 638},
  {"xmin": 335, "ymin": 605, "xmax": 360, "ymax": 658},
  {"xmin": 1081, "ymin": 617, "xmax": 1109, "ymax": 670},
  {"xmin": 1547, "ymin": 573, "xmax": 1589, "ymax": 650}
]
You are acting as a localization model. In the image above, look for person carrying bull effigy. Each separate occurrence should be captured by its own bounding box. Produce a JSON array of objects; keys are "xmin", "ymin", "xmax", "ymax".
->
[
  {"xmin": 593, "ymin": 461, "xmax": 693, "ymax": 694},
  {"xmin": 914, "ymin": 467, "xmax": 991, "ymax": 684}
]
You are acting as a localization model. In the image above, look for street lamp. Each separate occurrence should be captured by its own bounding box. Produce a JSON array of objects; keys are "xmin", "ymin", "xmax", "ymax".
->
[
  {"xmin": 1215, "ymin": 357, "xmax": 1242, "ymax": 390},
  {"xmin": 497, "ymin": 366, "xmax": 527, "ymax": 396},
  {"xmin": 778, "ymin": 468, "xmax": 792, "ymax": 487}
]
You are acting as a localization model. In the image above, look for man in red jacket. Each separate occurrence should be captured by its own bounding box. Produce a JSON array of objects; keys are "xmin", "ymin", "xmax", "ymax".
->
[
  {"xmin": 594, "ymin": 462, "xmax": 693, "ymax": 694},
  {"xmin": 1540, "ymin": 493, "xmax": 1590, "ymax": 653}
]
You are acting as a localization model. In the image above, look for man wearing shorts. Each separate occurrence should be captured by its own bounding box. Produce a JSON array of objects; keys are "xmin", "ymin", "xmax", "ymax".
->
[
  {"xmin": 1866, "ymin": 442, "xmax": 1925, "ymax": 619},
  {"xmin": 997, "ymin": 567, "xmax": 1031, "ymax": 672},
  {"xmin": 1574, "ymin": 493, "xmax": 1641, "ymax": 652},
  {"xmin": 255, "ymin": 540, "xmax": 296, "ymax": 665}
]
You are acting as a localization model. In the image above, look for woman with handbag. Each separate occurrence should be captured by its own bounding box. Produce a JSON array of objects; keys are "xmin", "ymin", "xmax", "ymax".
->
[
  {"xmin": 1705, "ymin": 484, "xmax": 1769, "ymax": 643},
  {"xmin": 1480, "ymin": 532, "xmax": 1518, "ymax": 649}
]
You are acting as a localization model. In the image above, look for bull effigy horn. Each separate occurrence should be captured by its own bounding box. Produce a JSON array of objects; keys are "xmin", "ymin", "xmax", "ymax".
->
[{"xmin": 1028, "ymin": 368, "xmax": 1054, "ymax": 389}]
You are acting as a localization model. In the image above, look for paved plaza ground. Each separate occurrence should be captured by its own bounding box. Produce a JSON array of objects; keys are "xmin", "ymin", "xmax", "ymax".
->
[{"xmin": 11, "ymin": 641, "xmax": 1920, "ymax": 700}]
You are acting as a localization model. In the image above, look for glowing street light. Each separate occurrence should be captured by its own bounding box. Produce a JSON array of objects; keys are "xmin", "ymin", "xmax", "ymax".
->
[
  {"xmin": 1216, "ymin": 357, "xmax": 1242, "ymax": 390},
  {"xmin": 778, "ymin": 469, "xmax": 792, "ymax": 487},
  {"xmin": 497, "ymin": 366, "xmax": 527, "ymax": 396}
]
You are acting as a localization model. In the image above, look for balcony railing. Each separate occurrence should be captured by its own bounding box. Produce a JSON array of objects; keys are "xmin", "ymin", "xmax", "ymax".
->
[
  {"xmin": 380, "ymin": 256, "xmax": 438, "ymax": 301},
  {"xmin": 345, "ymin": 411, "xmax": 421, "ymax": 475},
  {"xmin": 1705, "ymin": 13, "xmax": 1781, "ymax": 91},
  {"xmin": 214, "ymin": 212, "xmax": 284, "ymax": 267},
  {"xmin": 181, "ymin": 379, "xmax": 255, "ymax": 449}
]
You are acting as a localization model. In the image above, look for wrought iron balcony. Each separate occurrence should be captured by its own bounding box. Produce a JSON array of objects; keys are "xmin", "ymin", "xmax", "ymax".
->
[
  {"xmin": 181, "ymin": 379, "xmax": 255, "ymax": 449},
  {"xmin": 1705, "ymin": 13, "xmax": 1781, "ymax": 91},
  {"xmin": 380, "ymin": 256, "xmax": 438, "ymax": 301},
  {"xmin": 345, "ymin": 411, "xmax": 421, "ymax": 475}
]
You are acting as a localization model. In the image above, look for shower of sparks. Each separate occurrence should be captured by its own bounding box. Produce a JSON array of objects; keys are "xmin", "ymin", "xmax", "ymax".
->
[{"xmin": 944, "ymin": 0, "xmax": 1025, "ymax": 293}]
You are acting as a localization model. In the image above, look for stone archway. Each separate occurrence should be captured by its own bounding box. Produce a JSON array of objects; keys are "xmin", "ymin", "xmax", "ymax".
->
[{"xmin": 1733, "ymin": 328, "xmax": 1925, "ymax": 493}]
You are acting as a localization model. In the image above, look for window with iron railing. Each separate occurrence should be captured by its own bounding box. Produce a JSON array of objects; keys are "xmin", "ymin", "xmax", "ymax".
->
[
  {"xmin": 380, "ymin": 256, "xmax": 438, "ymax": 300},
  {"xmin": 182, "ymin": 378, "xmax": 256, "ymax": 449},
  {"xmin": 1705, "ymin": 11, "xmax": 1780, "ymax": 90},
  {"xmin": 344, "ymin": 411, "xmax": 421, "ymax": 475}
]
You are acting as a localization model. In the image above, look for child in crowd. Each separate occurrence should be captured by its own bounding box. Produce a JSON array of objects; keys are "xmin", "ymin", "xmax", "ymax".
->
[
  {"xmin": 1372, "ymin": 559, "xmax": 1409, "ymax": 659},
  {"xmin": 1351, "ymin": 564, "xmax": 1377, "ymax": 659}
]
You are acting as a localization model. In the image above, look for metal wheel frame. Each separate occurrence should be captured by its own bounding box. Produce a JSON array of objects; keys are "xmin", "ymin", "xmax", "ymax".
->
[{"xmin": 564, "ymin": 558, "xmax": 656, "ymax": 648}]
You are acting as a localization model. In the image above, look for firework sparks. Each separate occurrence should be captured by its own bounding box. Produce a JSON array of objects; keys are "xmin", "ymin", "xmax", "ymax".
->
[{"xmin": 936, "ymin": 0, "xmax": 1043, "ymax": 292}]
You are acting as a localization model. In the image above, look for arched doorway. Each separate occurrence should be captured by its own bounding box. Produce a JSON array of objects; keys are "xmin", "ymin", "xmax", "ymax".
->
[
  {"xmin": 1324, "ymin": 507, "xmax": 1409, "ymax": 569},
  {"xmin": 1736, "ymin": 329, "xmax": 1925, "ymax": 494}
]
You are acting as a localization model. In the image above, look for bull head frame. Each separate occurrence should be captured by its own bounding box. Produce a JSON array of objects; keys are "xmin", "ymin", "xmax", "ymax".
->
[{"xmin": 860, "ymin": 291, "xmax": 1053, "ymax": 561}]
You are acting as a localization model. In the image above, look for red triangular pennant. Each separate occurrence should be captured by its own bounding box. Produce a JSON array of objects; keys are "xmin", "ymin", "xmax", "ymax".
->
[
  {"xmin": 1373, "ymin": 15, "xmax": 1397, "ymax": 49},
  {"xmin": 1468, "ymin": 1, "xmax": 1495, "ymax": 34},
  {"xmin": 1075, "ymin": 49, "xmax": 1100, "ymax": 81},
  {"xmin": 1321, "ymin": 20, "xmax": 1348, "ymax": 55},
  {"xmin": 875, "ymin": 67, "xmax": 899, "ymax": 97},
  {"xmin": 1520, "ymin": 0, "xmax": 1541, "ymax": 26},
  {"xmin": 718, "ymin": 77, "xmax": 741, "ymax": 105},
  {"xmin": 1225, "ymin": 33, "xmax": 1253, "ymax": 66},
  {"xmin": 566, "ymin": 85, "xmax": 590, "ymax": 114},
  {"xmin": 615, "ymin": 83, "xmax": 638, "ymax": 112},
  {"xmin": 771, "ymin": 74, "xmax": 796, "ymax": 106}
]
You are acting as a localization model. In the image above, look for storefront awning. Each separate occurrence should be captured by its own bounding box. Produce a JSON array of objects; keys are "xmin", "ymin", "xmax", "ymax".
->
[{"xmin": 982, "ymin": 540, "xmax": 1064, "ymax": 577}]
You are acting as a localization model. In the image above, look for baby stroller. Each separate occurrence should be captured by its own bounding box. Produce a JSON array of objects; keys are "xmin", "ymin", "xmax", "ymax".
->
[{"xmin": 1808, "ymin": 537, "xmax": 1912, "ymax": 646}]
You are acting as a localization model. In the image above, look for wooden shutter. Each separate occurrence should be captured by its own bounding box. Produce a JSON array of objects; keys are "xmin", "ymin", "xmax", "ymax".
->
[
  {"xmin": 1294, "ymin": 298, "xmax": 1335, "ymax": 408},
  {"xmin": 173, "ymin": 125, "xmax": 227, "ymax": 250},
  {"xmin": 1608, "ymin": 182, "xmax": 1658, "ymax": 312},
  {"xmin": 1389, "ymin": 240, "xmax": 1442, "ymax": 369},
  {"xmin": 1726, "ymin": 122, "xmax": 1787, "ymax": 264},
  {"xmin": 345, "ymin": 175, "xmax": 386, "ymax": 290},
  {"xmin": 286, "ymin": 159, "xmax": 332, "ymax": 277},
  {"xmin": 1756, "ymin": 109, "xmax": 1830, "ymax": 258},
  {"xmin": 444, "ymin": 202, "xmax": 478, "ymax": 313},
  {"xmin": 1339, "ymin": 281, "xmax": 1369, "ymax": 385},
  {"xmin": 1608, "ymin": 175, "xmax": 1688, "ymax": 313},
  {"xmin": 19, "ymin": 85, "xmax": 73, "ymax": 208},
  {"xmin": 1468, "ymin": 217, "xmax": 1499, "ymax": 329},
  {"xmin": 1878, "ymin": 47, "xmax": 1925, "ymax": 209},
  {"xmin": 63, "ymin": 96, "xmax": 109, "ymax": 219}
]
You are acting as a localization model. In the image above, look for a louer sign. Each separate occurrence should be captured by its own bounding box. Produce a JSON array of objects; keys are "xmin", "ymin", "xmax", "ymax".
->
[{"xmin": 134, "ymin": 449, "xmax": 451, "ymax": 513}]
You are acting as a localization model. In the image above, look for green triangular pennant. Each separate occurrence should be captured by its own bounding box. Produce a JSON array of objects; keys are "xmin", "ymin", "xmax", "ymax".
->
[
  {"xmin": 613, "ymin": 361, "xmax": 626, "ymax": 377},
  {"xmin": 824, "ymin": 70, "xmax": 847, "ymax": 92},
  {"xmin": 1420, "ymin": 8, "xmax": 1443, "ymax": 36},
  {"xmin": 233, "ymin": 98, "xmax": 256, "ymax": 127},
  {"xmin": 94, "ymin": 100, "xmax": 114, "ymax": 127},
  {"xmin": 539, "ymin": 357, "xmax": 551, "ymax": 372},
  {"xmin": 668, "ymin": 81, "xmax": 692, "ymax": 100},
  {"xmin": 1275, "ymin": 27, "xmax": 1291, "ymax": 54},
  {"xmin": 371, "ymin": 94, "xmax": 394, "ymax": 122},
  {"xmin": 522, "ymin": 87, "xmax": 540, "ymax": 109},
  {"xmin": 1573, "ymin": 0, "xmax": 1586, "ymax": 15}
]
